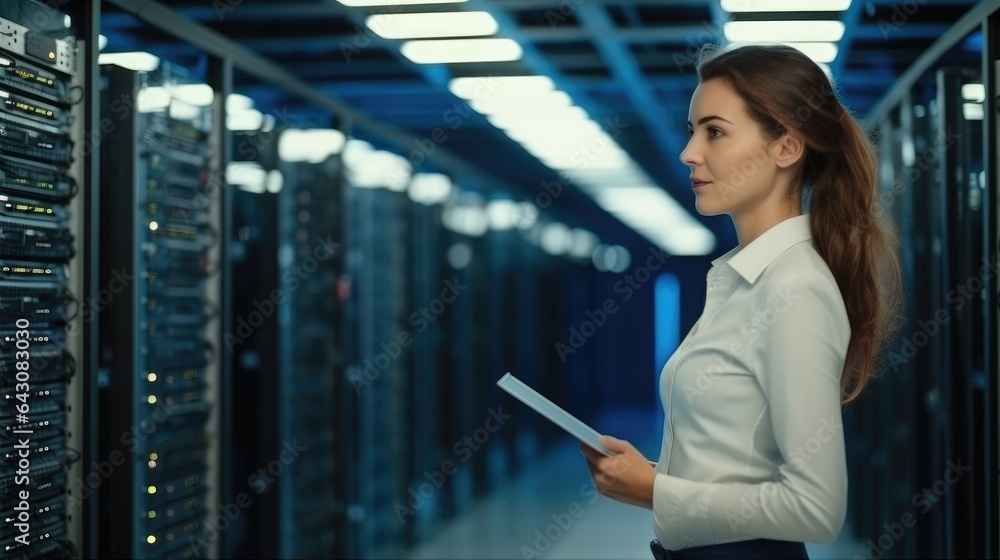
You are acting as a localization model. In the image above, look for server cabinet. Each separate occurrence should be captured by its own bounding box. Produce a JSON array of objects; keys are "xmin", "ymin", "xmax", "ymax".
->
[
  {"xmin": 937, "ymin": 65, "xmax": 987, "ymax": 560},
  {"xmin": 341, "ymin": 183, "xmax": 413, "ymax": 558},
  {"xmin": 97, "ymin": 63, "xmax": 222, "ymax": 559},
  {"xmin": 405, "ymin": 196, "xmax": 446, "ymax": 544},
  {"xmin": 437, "ymin": 219, "xmax": 490, "ymax": 509},
  {"xmin": 273, "ymin": 157, "xmax": 341, "ymax": 558},
  {"xmin": 510, "ymin": 236, "xmax": 545, "ymax": 470},
  {"xmin": 228, "ymin": 153, "xmax": 343, "ymax": 558},
  {"xmin": 0, "ymin": 1, "xmax": 78, "ymax": 557},
  {"xmin": 483, "ymin": 225, "xmax": 519, "ymax": 486},
  {"xmin": 227, "ymin": 187, "xmax": 280, "ymax": 559}
]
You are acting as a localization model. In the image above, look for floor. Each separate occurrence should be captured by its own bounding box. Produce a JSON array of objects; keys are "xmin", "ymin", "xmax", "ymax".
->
[{"xmin": 398, "ymin": 409, "xmax": 868, "ymax": 560}]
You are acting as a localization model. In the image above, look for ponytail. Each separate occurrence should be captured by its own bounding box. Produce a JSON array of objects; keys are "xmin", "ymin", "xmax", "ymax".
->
[{"xmin": 697, "ymin": 44, "xmax": 904, "ymax": 406}]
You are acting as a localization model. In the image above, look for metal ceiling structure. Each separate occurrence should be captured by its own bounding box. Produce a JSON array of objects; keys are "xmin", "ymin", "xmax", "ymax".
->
[{"xmin": 99, "ymin": 0, "xmax": 984, "ymax": 255}]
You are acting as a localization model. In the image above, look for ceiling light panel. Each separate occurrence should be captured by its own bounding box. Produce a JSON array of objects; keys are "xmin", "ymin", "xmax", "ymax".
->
[
  {"xmin": 337, "ymin": 0, "xmax": 466, "ymax": 5},
  {"xmin": 401, "ymin": 38, "xmax": 522, "ymax": 64},
  {"xmin": 723, "ymin": 21, "xmax": 845, "ymax": 42},
  {"xmin": 722, "ymin": 0, "xmax": 851, "ymax": 12},
  {"xmin": 365, "ymin": 12, "xmax": 498, "ymax": 40}
]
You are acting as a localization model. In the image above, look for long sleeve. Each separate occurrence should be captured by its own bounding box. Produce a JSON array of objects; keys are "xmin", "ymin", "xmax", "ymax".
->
[{"xmin": 652, "ymin": 268, "xmax": 850, "ymax": 547}]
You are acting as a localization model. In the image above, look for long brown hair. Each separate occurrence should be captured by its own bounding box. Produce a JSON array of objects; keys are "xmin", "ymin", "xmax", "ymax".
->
[{"xmin": 695, "ymin": 43, "xmax": 904, "ymax": 406}]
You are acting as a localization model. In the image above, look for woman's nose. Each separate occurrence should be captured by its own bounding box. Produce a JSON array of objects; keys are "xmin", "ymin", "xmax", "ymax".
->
[{"xmin": 679, "ymin": 140, "xmax": 699, "ymax": 166}]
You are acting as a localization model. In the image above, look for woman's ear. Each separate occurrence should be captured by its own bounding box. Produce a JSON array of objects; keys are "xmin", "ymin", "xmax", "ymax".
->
[{"xmin": 774, "ymin": 130, "xmax": 806, "ymax": 169}]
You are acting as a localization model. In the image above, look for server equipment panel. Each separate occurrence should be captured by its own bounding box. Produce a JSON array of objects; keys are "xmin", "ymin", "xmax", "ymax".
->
[
  {"xmin": 97, "ymin": 62, "xmax": 219, "ymax": 560},
  {"xmin": 0, "ymin": 1, "xmax": 77, "ymax": 558}
]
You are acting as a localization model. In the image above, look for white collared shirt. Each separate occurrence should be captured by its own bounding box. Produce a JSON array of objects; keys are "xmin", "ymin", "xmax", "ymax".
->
[{"xmin": 651, "ymin": 213, "xmax": 850, "ymax": 551}]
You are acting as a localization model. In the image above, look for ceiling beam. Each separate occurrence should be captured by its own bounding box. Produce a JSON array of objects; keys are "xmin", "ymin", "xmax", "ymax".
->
[
  {"xmin": 831, "ymin": 0, "xmax": 862, "ymax": 78},
  {"xmin": 521, "ymin": 23, "xmax": 951, "ymax": 43},
  {"xmin": 573, "ymin": 3, "xmax": 691, "ymax": 203},
  {"xmin": 495, "ymin": 0, "xmax": 709, "ymax": 8},
  {"xmin": 865, "ymin": 0, "xmax": 1000, "ymax": 125},
  {"xmin": 103, "ymin": 0, "xmax": 580, "ymax": 231}
]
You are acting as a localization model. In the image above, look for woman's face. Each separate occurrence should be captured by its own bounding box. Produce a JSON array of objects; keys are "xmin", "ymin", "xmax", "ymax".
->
[{"xmin": 679, "ymin": 78, "xmax": 788, "ymax": 217}]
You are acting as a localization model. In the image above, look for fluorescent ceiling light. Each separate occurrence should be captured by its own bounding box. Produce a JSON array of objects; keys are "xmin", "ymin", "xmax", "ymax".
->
[
  {"xmin": 782, "ymin": 42, "xmax": 838, "ymax": 63},
  {"xmin": 963, "ymin": 103, "xmax": 984, "ymax": 120},
  {"xmin": 337, "ymin": 0, "xmax": 465, "ymax": 5},
  {"xmin": 593, "ymin": 245, "xmax": 631, "ymax": 273},
  {"xmin": 514, "ymin": 201, "xmax": 538, "ymax": 229},
  {"xmin": 595, "ymin": 187, "xmax": 689, "ymax": 223},
  {"xmin": 501, "ymin": 120, "xmax": 603, "ymax": 145},
  {"xmin": 442, "ymin": 201, "xmax": 488, "ymax": 237},
  {"xmin": 266, "ymin": 170, "xmax": 283, "ymax": 193},
  {"xmin": 409, "ymin": 173, "xmax": 453, "ymax": 205},
  {"xmin": 665, "ymin": 227, "xmax": 716, "ymax": 256},
  {"xmin": 533, "ymin": 147, "xmax": 629, "ymax": 171},
  {"xmin": 227, "ymin": 93, "xmax": 254, "ymax": 112},
  {"xmin": 345, "ymin": 145, "xmax": 411, "ymax": 190},
  {"xmin": 168, "ymin": 100, "xmax": 200, "ymax": 121},
  {"xmin": 962, "ymin": 83, "xmax": 985, "ymax": 102},
  {"xmin": 136, "ymin": 87, "xmax": 170, "ymax": 113},
  {"xmin": 228, "ymin": 109, "xmax": 264, "ymax": 131},
  {"xmin": 722, "ymin": 0, "xmax": 851, "ymax": 11},
  {"xmin": 569, "ymin": 229, "xmax": 599, "ymax": 259},
  {"xmin": 449, "ymin": 75, "xmax": 554, "ymax": 100},
  {"xmin": 486, "ymin": 199, "xmax": 520, "ymax": 230},
  {"xmin": 99, "ymin": 51, "xmax": 160, "ymax": 72},
  {"xmin": 401, "ymin": 38, "xmax": 522, "ymax": 64},
  {"xmin": 540, "ymin": 222, "xmax": 572, "ymax": 255},
  {"xmin": 170, "ymin": 84, "xmax": 214, "ymax": 107},
  {"xmin": 279, "ymin": 129, "xmax": 346, "ymax": 163},
  {"xmin": 723, "ymin": 21, "xmax": 845, "ymax": 42},
  {"xmin": 227, "ymin": 162, "xmax": 267, "ymax": 193},
  {"xmin": 471, "ymin": 89, "xmax": 571, "ymax": 114},
  {"xmin": 366, "ymin": 12, "xmax": 498, "ymax": 39},
  {"xmin": 486, "ymin": 105, "xmax": 589, "ymax": 129}
]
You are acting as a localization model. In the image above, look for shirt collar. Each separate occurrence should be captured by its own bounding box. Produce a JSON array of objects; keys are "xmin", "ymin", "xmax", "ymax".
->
[{"xmin": 710, "ymin": 214, "xmax": 813, "ymax": 285}]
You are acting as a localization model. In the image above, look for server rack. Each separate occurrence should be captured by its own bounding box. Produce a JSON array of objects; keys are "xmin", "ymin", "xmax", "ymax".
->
[
  {"xmin": 483, "ymin": 224, "xmax": 519, "ymax": 486},
  {"xmin": 859, "ymin": 52, "xmax": 997, "ymax": 560},
  {"xmin": 438, "ymin": 218, "xmax": 490, "ymax": 507},
  {"xmin": 227, "ymin": 186, "xmax": 280, "ymax": 559},
  {"xmin": 341, "ymin": 182, "xmax": 413, "ymax": 558},
  {"xmin": 226, "ymin": 138, "xmax": 344, "ymax": 559},
  {"xmin": 0, "ymin": 1, "xmax": 78, "ymax": 557},
  {"xmin": 511, "ymin": 234, "xmax": 545, "ymax": 470},
  {"xmin": 905, "ymin": 83, "xmax": 950, "ymax": 560},
  {"xmin": 97, "ymin": 62, "xmax": 221, "ymax": 559},
  {"xmin": 405, "ymin": 195, "xmax": 446, "ymax": 544},
  {"xmin": 937, "ymin": 65, "xmax": 987, "ymax": 560},
  {"xmin": 273, "ymin": 157, "xmax": 341, "ymax": 558}
]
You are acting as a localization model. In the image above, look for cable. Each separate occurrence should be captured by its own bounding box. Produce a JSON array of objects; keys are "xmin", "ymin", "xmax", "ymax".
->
[{"xmin": 68, "ymin": 84, "xmax": 84, "ymax": 105}]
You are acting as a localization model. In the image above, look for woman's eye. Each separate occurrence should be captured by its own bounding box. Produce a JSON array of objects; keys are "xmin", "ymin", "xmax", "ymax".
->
[{"xmin": 708, "ymin": 127, "xmax": 723, "ymax": 138}]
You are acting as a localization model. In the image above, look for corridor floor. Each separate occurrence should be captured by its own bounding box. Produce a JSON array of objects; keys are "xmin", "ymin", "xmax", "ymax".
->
[{"xmin": 400, "ymin": 410, "xmax": 867, "ymax": 560}]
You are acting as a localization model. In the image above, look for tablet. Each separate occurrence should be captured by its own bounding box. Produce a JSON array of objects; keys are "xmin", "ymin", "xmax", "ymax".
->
[{"xmin": 497, "ymin": 372, "xmax": 613, "ymax": 456}]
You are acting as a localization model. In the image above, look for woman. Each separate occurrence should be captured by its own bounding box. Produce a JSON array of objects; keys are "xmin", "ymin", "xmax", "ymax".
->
[{"xmin": 578, "ymin": 44, "xmax": 903, "ymax": 560}]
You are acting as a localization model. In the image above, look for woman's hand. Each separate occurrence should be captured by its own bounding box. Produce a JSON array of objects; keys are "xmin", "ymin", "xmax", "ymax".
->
[{"xmin": 579, "ymin": 435, "xmax": 657, "ymax": 510}]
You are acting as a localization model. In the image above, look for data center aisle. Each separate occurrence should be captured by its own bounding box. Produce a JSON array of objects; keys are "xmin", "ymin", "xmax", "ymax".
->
[{"xmin": 399, "ymin": 409, "xmax": 868, "ymax": 560}]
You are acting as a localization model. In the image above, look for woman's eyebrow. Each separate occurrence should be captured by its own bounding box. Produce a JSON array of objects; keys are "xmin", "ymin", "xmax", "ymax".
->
[{"xmin": 687, "ymin": 115, "xmax": 734, "ymax": 126}]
